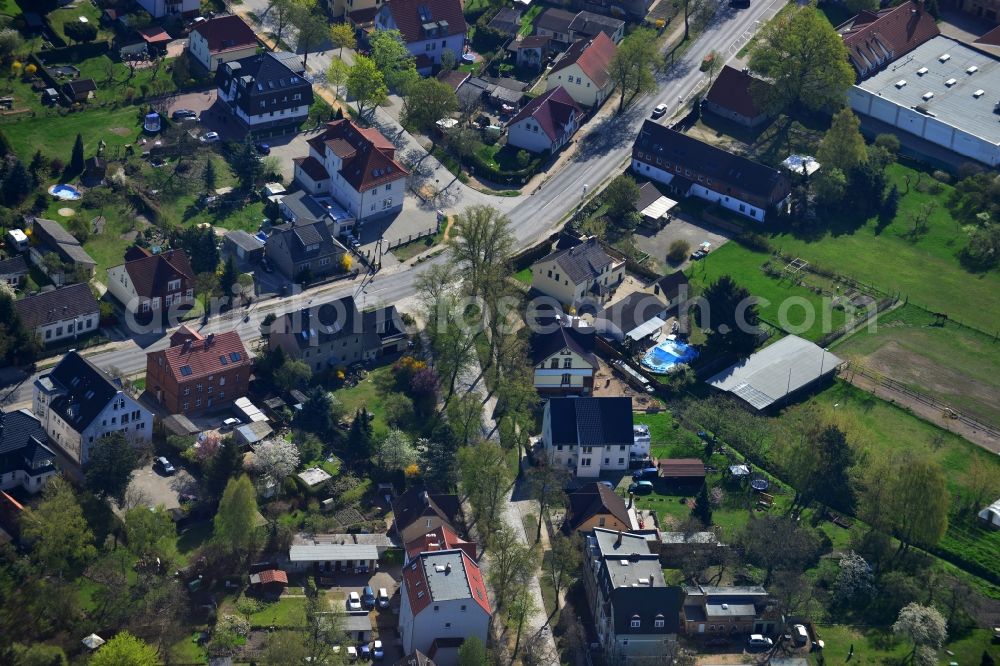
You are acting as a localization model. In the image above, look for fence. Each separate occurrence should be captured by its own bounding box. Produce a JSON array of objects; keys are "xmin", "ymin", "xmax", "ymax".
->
[{"xmin": 842, "ymin": 361, "xmax": 1000, "ymax": 439}]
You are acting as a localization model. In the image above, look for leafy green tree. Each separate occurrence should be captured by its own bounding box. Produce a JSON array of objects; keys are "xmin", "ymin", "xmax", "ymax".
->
[
  {"xmin": 692, "ymin": 482, "xmax": 713, "ymax": 525},
  {"xmin": 526, "ymin": 462, "xmax": 569, "ymax": 543},
  {"xmin": 608, "ymin": 28, "xmax": 661, "ymax": 113},
  {"xmin": 89, "ymin": 631, "xmax": 158, "ymax": 666},
  {"xmin": 347, "ymin": 408, "xmax": 374, "ymax": 461},
  {"xmin": 0, "ymin": 291, "xmax": 38, "ymax": 366},
  {"xmin": 21, "ymin": 478, "xmax": 96, "ymax": 579},
  {"xmin": 214, "ymin": 475, "xmax": 260, "ymax": 563},
  {"xmin": 459, "ymin": 441, "xmax": 512, "ymax": 536},
  {"xmin": 230, "ymin": 137, "xmax": 264, "ymax": 190},
  {"xmin": 737, "ymin": 515, "xmax": 820, "ymax": 586},
  {"xmin": 603, "ymin": 174, "xmax": 640, "ymax": 220},
  {"xmin": 402, "ymin": 77, "xmax": 459, "ymax": 141},
  {"xmin": 173, "ymin": 225, "xmax": 219, "ymax": 274},
  {"xmin": 292, "ymin": 6, "xmax": 329, "ymax": 68},
  {"xmin": 12, "ymin": 643, "xmax": 68, "ymax": 666},
  {"xmin": 274, "ymin": 359, "xmax": 312, "ymax": 394},
  {"xmin": 748, "ymin": 5, "xmax": 855, "ymax": 114},
  {"xmin": 697, "ymin": 274, "xmax": 760, "ymax": 359},
  {"xmin": 206, "ymin": 436, "xmax": 242, "ymax": 500},
  {"xmin": 814, "ymin": 167, "xmax": 848, "ymax": 207},
  {"xmin": 507, "ymin": 585, "xmax": 539, "ymax": 660},
  {"xmin": 448, "ymin": 204, "xmax": 515, "ymax": 307},
  {"xmin": 817, "ymin": 108, "xmax": 867, "ymax": 173},
  {"xmin": 203, "ymin": 157, "xmax": 217, "ymax": 193},
  {"xmin": 64, "ymin": 20, "xmax": 98, "ymax": 43},
  {"xmin": 347, "ymin": 55, "xmax": 388, "ymax": 119},
  {"xmin": 544, "ymin": 532, "xmax": 581, "ymax": 602},
  {"xmin": 421, "ymin": 422, "xmax": 460, "ymax": 489},
  {"xmin": 884, "ymin": 458, "xmax": 949, "ymax": 554},
  {"xmin": 123, "ymin": 505, "xmax": 178, "ymax": 566},
  {"xmin": 270, "ymin": 0, "xmax": 311, "ymax": 49},
  {"xmin": 457, "ymin": 635, "xmax": 487, "ymax": 666},
  {"xmin": 295, "ymin": 386, "xmax": 336, "ymax": 434},
  {"xmin": 846, "ymin": 0, "xmax": 879, "ymax": 12},
  {"xmin": 70, "ymin": 133, "xmax": 85, "ymax": 174},
  {"xmin": 893, "ymin": 603, "xmax": 947, "ymax": 665},
  {"xmin": 2, "ymin": 159, "xmax": 32, "ymax": 206},
  {"xmin": 369, "ymin": 29, "xmax": 417, "ymax": 91},
  {"xmin": 327, "ymin": 56, "xmax": 350, "ymax": 99},
  {"xmin": 485, "ymin": 522, "xmax": 536, "ymax": 610},
  {"xmin": 329, "ymin": 23, "xmax": 356, "ymax": 56},
  {"xmin": 0, "ymin": 28, "xmax": 24, "ymax": 61},
  {"xmin": 374, "ymin": 428, "xmax": 417, "ymax": 471}
]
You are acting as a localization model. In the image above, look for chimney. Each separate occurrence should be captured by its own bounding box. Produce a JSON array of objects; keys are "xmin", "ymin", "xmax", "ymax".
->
[
  {"xmin": 422, "ymin": 490, "xmax": 429, "ymax": 505},
  {"xmin": 206, "ymin": 333, "xmax": 215, "ymax": 348},
  {"xmin": 445, "ymin": 562, "xmax": 452, "ymax": 574},
  {"xmin": 615, "ymin": 530, "xmax": 623, "ymax": 547}
]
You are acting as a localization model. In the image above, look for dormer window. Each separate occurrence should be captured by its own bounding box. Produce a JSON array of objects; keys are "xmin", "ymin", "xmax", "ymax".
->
[
  {"xmin": 654, "ymin": 614, "xmax": 665, "ymax": 628},
  {"xmin": 630, "ymin": 616, "xmax": 641, "ymax": 629}
]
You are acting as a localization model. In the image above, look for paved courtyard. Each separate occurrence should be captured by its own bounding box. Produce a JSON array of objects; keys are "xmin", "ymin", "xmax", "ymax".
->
[
  {"xmin": 634, "ymin": 210, "xmax": 732, "ymax": 271},
  {"xmin": 124, "ymin": 461, "xmax": 199, "ymax": 512}
]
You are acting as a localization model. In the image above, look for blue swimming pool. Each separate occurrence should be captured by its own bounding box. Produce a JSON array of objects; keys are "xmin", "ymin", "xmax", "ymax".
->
[
  {"xmin": 641, "ymin": 339, "xmax": 698, "ymax": 374},
  {"xmin": 48, "ymin": 184, "xmax": 82, "ymax": 201}
]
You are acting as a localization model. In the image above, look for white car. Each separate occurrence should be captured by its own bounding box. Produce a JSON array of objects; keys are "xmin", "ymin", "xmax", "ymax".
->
[
  {"xmin": 377, "ymin": 587, "xmax": 390, "ymax": 608},
  {"xmin": 220, "ymin": 417, "xmax": 241, "ymax": 432},
  {"xmin": 652, "ymin": 103, "xmax": 668, "ymax": 118},
  {"xmin": 200, "ymin": 131, "xmax": 220, "ymax": 143},
  {"xmin": 373, "ymin": 640, "xmax": 384, "ymax": 660},
  {"xmin": 347, "ymin": 591, "xmax": 362, "ymax": 611},
  {"xmin": 748, "ymin": 634, "xmax": 774, "ymax": 649},
  {"xmin": 346, "ymin": 645, "xmax": 358, "ymax": 661}
]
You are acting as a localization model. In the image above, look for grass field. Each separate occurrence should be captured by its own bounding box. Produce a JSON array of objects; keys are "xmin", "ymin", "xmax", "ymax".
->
[
  {"xmin": 768, "ymin": 163, "xmax": 1000, "ymax": 334},
  {"xmin": 514, "ymin": 267, "xmax": 532, "ymax": 285},
  {"xmin": 810, "ymin": 625, "xmax": 999, "ymax": 666},
  {"xmin": 834, "ymin": 304, "xmax": 1000, "ymax": 425},
  {"xmin": 684, "ymin": 242, "xmax": 850, "ymax": 342},
  {"xmin": 0, "ymin": 0, "xmax": 21, "ymax": 17},
  {"xmin": 47, "ymin": 2, "xmax": 112, "ymax": 44},
  {"xmin": 3, "ymin": 105, "xmax": 145, "ymax": 161},
  {"xmin": 74, "ymin": 55, "xmax": 180, "ymax": 104},
  {"xmin": 331, "ymin": 365, "xmax": 393, "ymax": 435},
  {"xmin": 248, "ymin": 597, "xmax": 307, "ymax": 628}
]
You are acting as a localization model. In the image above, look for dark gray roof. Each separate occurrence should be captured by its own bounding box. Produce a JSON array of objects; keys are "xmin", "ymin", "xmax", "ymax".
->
[
  {"xmin": 392, "ymin": 486, "xmax": 461, "ymax": 534},
  {"xmin": 13, "ymin": 284, "xmax": 99, "ymax": 330},
  {"xmin": 529, "ymin": 321, "xmax": 597, "ymax": 367},
  {"xmin": 279, "ymin": 295, "xmax": 401, "ymax": 351},
  {"xmin": 653, "ymin": 271, "xmax": 689, "ymax": 302},
  {"xmin": 0, "ymin": 409, "xmax": 55, "ymax": 477},
  {"xmin": 596, "ymin": 292, "xmax": 668, "ymax": 339},
  {"xmin": 224, "ymin": 229, "xmax": 264, "ymax": 252},
  {"xmin": 270, "ymin": 216, "xmax": 346, "ymax": 264},
  {"xmin": 280, "ymin": 190, "xmax": 327, "ymax": 224},
  {"xmin": 0, "ymin": 255, "xmax": 27, "ymax": 276},
  {"xmin": 536, "ymin": 8, "xmax": 575, "ymax": 34},
  {"xmin": 29, "ymin": 217, "xmax": 96, "ymax": 267},
  {"xmin": 535, "ymin": 237, "xmax": 616, "ymax": 285},
  {"xmin": 547, "ymin": 397, "xmax": 633, "ymax": 447},
  {"xmin": 42, "ymin": 351, "xmax": 120, "ymax": 433},
  {"xmin": 612, "ymin": 586, "xmax": 681, "ymax": 635},
  {"xmin": 633, "ymin": 121, "xmax": 787, "ymax": 201},
  {"xmin": 215, "ymin": 51, "xmax": 314, "ymax": 117},
  {"xmin": 568, "ymin": 11, "xmax": 624, "ymax": 39},
  {"xmin": 421, "ymin": 550, "xmax": 472, "ymax": 601},
  {"xmin": 488, "ymin": 7, "xmax": 521, "ymax": 35}
]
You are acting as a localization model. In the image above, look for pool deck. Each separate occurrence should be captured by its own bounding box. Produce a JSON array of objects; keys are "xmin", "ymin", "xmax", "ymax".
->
[{"xmin": 593, "ymin": 358, "xmax": 660, "ymax": 411}]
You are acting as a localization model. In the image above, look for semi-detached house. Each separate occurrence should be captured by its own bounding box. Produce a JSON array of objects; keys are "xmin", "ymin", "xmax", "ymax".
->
[
  {"xmin": 32, "ymin": 351, "xmax": 152, "ymax": 469},
  {"xmin": 13, "ymin": 283, "xmax": 99, "ymax": 346},
  {"xmin": 215, "ymin": 51, "xmax": 314, "ymax": 137},
  {"xmin": 530, "ymin": 237, "xmax": 625, "ymax": 311},
  {"xmin": 107, "ymin": 247, "xmax": 195, "ymax": 318},
  {"xmin": 542, "ymin": 396, "xmax": 633, "ymax": 477},
  {"xmin": 546, "ymin": 32, "xmax": 616, "ymax": 108},
  {"xmin": 375, "ymin": 0, "xmax": 467, "ymax": 72}
]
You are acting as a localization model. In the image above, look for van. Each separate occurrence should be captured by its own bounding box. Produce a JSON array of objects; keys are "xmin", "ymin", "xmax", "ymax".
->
[
  {"xmin": 632, "ymin": 467, "xmax": 658, "ymax": 480},
  {"xmin": 362, "ymin": 585, "xmax": 376, "ymax": 609}
]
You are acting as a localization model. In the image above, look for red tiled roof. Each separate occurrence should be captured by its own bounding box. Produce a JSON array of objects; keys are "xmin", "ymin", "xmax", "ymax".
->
[
  {"xmin": 192, "ymin": 15, "xmax": 258, "ymax": 53},
  {"xmin": 252, "ymin": 569, "xmax": 289, "ymax": 585},
  {"xmin": 550, "ymin": 32, "xmax": 615, "ymax": 89},
  {"xmin": 705, "ymin": 66, "xmax": 764, "ymax": 120},
  {"xmin": 293, "ymin": 156, "xmax": 329, "ymax": 182},
  {"xmin": 509, "ymin": 85, "xmax": 581, "ymax": 142},
  {"xmin": 138, "ymin": 26, "xmax": 172, "ymax": 43},
  {"xmin": 839, "ymin": 0, "xmax": 939, "ymax": 76},
  {"xmin": 123, "ymin": 249, "xmax": 195, "ymax": 299},
  {"xmin": 382, "ymin": 0, "xmax": 467, "ymax": 43},
  {"xmin": 401, "ymin": 550, "xmax": 491, "ymax": 619},
  {"xmin": 658, "ymin": 458, "xmax": 707, "ymax": 478},
  {"xmin": 150, "ymin": 330, "xmax": 251, "ymax": 384},
  {"xmin": 404, "ymin": 525, "xmax": 477, "ymax": 561},
  {"xmin": 304, "ymin": 119, "xmax": 409, "ymax": 193}
]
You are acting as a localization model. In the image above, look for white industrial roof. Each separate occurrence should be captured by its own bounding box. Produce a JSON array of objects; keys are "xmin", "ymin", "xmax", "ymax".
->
[
  {"xmin": 856, "ymin": 35, "xmax": 1000, "ymax": 146},
  {"xmin": 289, "ymin": 543, "xmax": 380, "ymax": 561},
  {"xmin": 707, "ymin": 335, "xmax": 842, "ymax": 410}
]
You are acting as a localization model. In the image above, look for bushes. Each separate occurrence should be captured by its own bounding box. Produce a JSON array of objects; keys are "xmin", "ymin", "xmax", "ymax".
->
[
  {"xmin": 737, "ymin": 231, "xmax": 772, "ymax": 253},
  {"xmin": 666, "ymin": 239, "xmax": 690, "ymax": 264}
]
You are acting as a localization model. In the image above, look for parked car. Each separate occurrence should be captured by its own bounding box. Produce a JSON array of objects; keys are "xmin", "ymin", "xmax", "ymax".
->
[
  {"xmin": 652, "ymin": 103, "xmax": 668, "ymax": 118},
  {"xmin": 255, "ymin": 142, "xmax": 270, "ymax": 155},
  {"xmin": 632, "ymin": 466, "xmax": 658, "ymax": 480},
  {"xmin": 346, "ymin": 645, "xmax": 358, "ymax": 661},
  {"xmin": 691, "ymin": 249, "xmax": 707, "ymax": 260},
  {"xmin": 200, "ymin": 131, "xmax": 220, "ymax": 143},
  {"xmin": 731, "ymin": 0, "xmax": 751, "ymax": 7},
  {"xmin": 793, "ymin": 624, "xmax": 809, "ymax": 646},
  {"xmin": 359, "ymin": 643, "xmax": 371, "ymax": 659},
  {"xmin": 221, "ymin": 417, "xmax": 241, "ymax": 432},
  {"xmin": 362, "ymin": 585, "xmax": 376, "ymax": 609},
  {"xmin": 155, "ymin": 456, "xmax": 176, "ymax": 475},
  {"xmin": 748, "ymin": 634, "xmax": 773, "ymax": 649},
  {"xmin": 377, "ymin": 587, "xmax": 390, "ymax": 608},
  {"xmin": 373, "ymin": 640, "xmax": 384, "ymax": 660},
  {"xmin": 347, "ymin": 591, "xmax": 362, "ymax": 611},
  {"xmin": 628, "ymin": 480, "xmax": 654, "ymax": 495},
  {"xmin": 172, "ymin": 109, "xmax": 197, "ymax": 121}
]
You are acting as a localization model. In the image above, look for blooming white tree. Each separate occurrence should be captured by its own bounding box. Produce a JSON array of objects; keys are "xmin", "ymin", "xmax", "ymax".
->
[
  {"xmin": 893, "ymin": 602, "xmax": 947, "ymax": 664},
  {"xmin": 374, "ymin": 429, "xmax": 417, "ymax": 471},
  {"xmin": 835, "ymin": 551, "xmax": 874, "ymax": 604},
  {"xmin": 251, "ymin": 439, "xmax": 300, "ymax": 486}
]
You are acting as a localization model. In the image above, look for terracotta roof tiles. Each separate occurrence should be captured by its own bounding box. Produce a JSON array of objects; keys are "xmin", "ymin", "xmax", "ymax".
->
[{"xmin": 550, "ymin": 32, "xmax": 615, "ymax": 89}]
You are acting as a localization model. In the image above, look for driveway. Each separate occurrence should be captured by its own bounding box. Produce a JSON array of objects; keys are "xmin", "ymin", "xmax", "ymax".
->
[
  {"xmin": 160, "ymin": 88, "xmax": 217, "ymax": 117},
  {"xmin": 125, "ymin": 461, "xmax": 199, "ymax": 512},
  {"xmin": 264, "ymin": 128, "xmax": 321, "ymax": 181},
  {"xmin": 633, "ymin": 209, "xmax": 733, "ymax": 272}
]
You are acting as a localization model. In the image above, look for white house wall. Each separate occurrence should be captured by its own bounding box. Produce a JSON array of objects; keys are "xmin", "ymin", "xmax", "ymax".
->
[
  {"xmin": 632, "ymin": 158, "xmax": 767, "ymax": 221},
  {"xmin": 508, "ymin": 119, "xmax": 556, "ymax": 154}
]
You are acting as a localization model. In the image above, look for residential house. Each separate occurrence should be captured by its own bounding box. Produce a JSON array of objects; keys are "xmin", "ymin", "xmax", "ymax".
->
[
  {"xmin": 565, "ymin": 483, "xmax": 635, "ymax": 533},
  {"xmin": 583, "ymin": 528, "xmax": 682, "ymax": 663},
  {"xmin": 268, "ymin": 295, "xmax": 406, "ymax": 372},
  {"xmin": 487, "ymin": 7, "xmax": 521, "ymax": 36},
  {"xmin": 0, "ymin": 255, "xmax": 28, "ymax": 288},
  {"xmin": 215, "ymin": 51, "xmax": 314, "ymax": 137},
  {"xmin": 547, "ymin": 33, "xmax": 616, "ymax": 108},
  {"xmin": 594, "ymin": 292, "xmax": 669, "ymax": 343},
  {"xmin": 404, "ymin": 525, "xmax": 477, "ymax": 563},
  {"xmin": 223, "ymin": 229, "xmax": 265, "ymax": 264},
  {"xmin": 704, "ymin": 66, "xmax": 769, "ymax": 127},
  {"xmin": 294, "ymin": 118, "xmax": 409, "ymax": 223},
  {"xmin": 62, "ymin": 79, "xmax": 96, "ymax": 103},
  {"xmin": 534, "ymin": 8, "xmax": 576, "ymax": 49},
  {"xmin": 27, "ymin": 217, "xmax": 96, "ymax": 286},
  {"xmin": 374, "ymin": 0, "xmax": 467, "ymax": 72},
  {"xmin": 391, "ymin": 487, "xmax": 463, "ymax": 544},
  {"xmin": 507, "ymin": 35, "xmax": 551, "ymax": 70},
  {"xmin": 0, "ymin": 409, "xmax": 57, "ymax": 494},
  {"xmin": 631, "ymin": 122, "xmax": 791, "ymax": 221},
  {"xmin": 529, "ymin": 314, "xmax": 597, "ymax": 395},
  {"xmin": 136, "ymin": 26, "xmax": 172, "ymax": 56},
  {"xmin": 681, "ymin": 585, "xmax": 777, "ymax": 636},
  {"xmin": 507, "ymin": 86, "xmax": 582, "ymax": 155},
  {"xmin": 264, "ymin": 218, "xmax": 348, "ymax": 282},
  {"xmin": 13, "ymin": 284, "xmax": 100, "ymax": 346},
  {"xmin": 530, "ymin": 236, "xmax": 625, "ymax": 311},
  {"xmin": 650, "ymin": 271, "xmax": 690, "ymax": 310},
  {"xmin": 146, "ymin": 328, "xmax": 253, "ymax": 414},
  {"xmin": 33, "ymin": 351, "xmax": 153, "ymax": 468},
  {"xmin": 135, "ymin": 0, "xmax": 199, "ymax": 18},
  {"xmin": 568, "ymin": 11, "xmax": 625, "ymax": 43},
  {"xmin": 542, "ymin": 397, "xmax": 633, "ymax": 477},
  {"xmin": 837, "ymin": 0, "xmax": 939, "ymax": 80},
  {"xmin": 399, "ymin": 549, "xmax": 492, "ymax": 665},
  {"xmin": 107, "ymin": 247, "xmax": 195, "ymax": 319},
  {"xmin": 188, "ymin": 15, "xmax": 259, "ymax": 72}
]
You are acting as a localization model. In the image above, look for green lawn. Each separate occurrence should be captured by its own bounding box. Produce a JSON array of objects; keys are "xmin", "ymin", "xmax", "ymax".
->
[
  {"xmin": 514, "ymin": 267, "xmax": 532, "ymax": 285},
  {"xmin": 834, "ymin": 304, "xmax": 1000, "ymax": 425},
  {"xmin": 767, "ymin": 163, "xmax": 1000, "ymax": 333},
  {"xmin": 809, "ymin": 625, "xmax": 999, "ymax": 666},
  {"xmin": 685, "ymin": 242, "xmax": 850, "ymax": 342},
  {"xmin": 0, "ymin": 0, "xmax": 21, "ymax": 18},
  {"xmin": 391, "ymin": 228, "xmax": 445, "ymax": 262},
  {"xmin": 170, "ymin": 633, "xmax": 208, "ymax": 664},
  {"xmin": 3, "ymin": 105, "xmax": 145, "ymax": 161},
  {"xmin": 633, "ymin": 410, "xmax": 703, "ymax": 460},
  {"xmin": 47, "ymin": 2, "xmax": 113, "ymax": 44},
  {"xmin": 331, "ymin": 365, "xmax": 393, "ymax": 435},
  {"xmin": 74, "ymin": 55, "xmax": 180, "ymax": 103},
  {"xmin": 519, "ymin": 5, "xmax": 543, "ymax": 36},
  {"xmin": 248, "ymin": 597, "xmax": 307, "ymax": 628}
]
